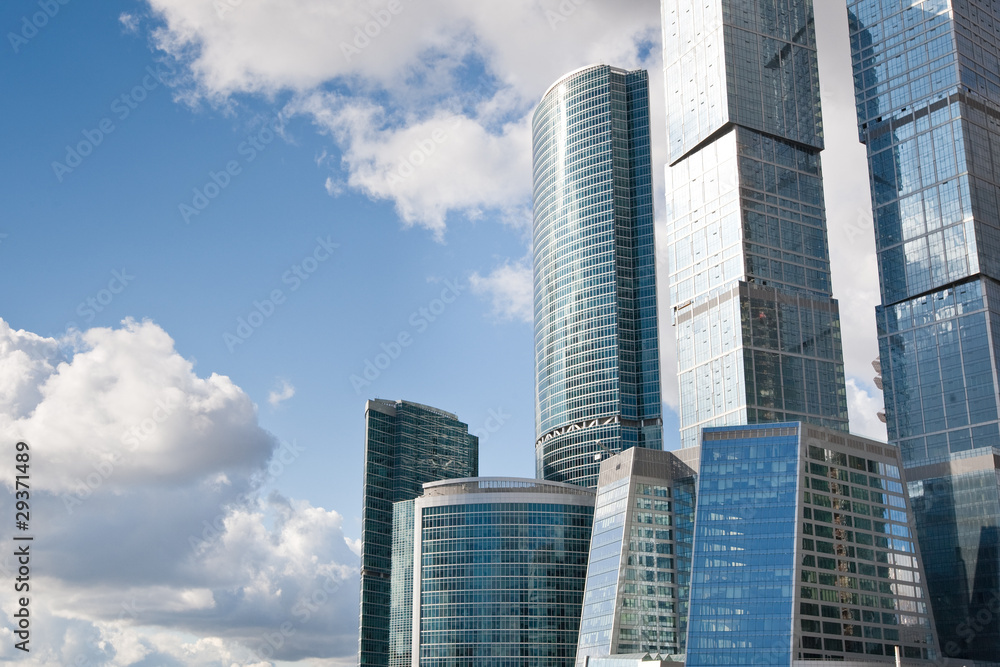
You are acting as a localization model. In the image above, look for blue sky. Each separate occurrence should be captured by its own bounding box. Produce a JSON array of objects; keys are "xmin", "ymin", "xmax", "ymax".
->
[{"xmin": 0, "ymin": 1, "xmax": 884, "ymax": 664}]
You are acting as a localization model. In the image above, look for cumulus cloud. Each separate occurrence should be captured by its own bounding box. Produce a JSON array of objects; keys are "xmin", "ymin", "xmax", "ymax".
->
[
  {"xmin": 289, "ymin": 93, "xmax": 532, "ymax": 239},
  {"xmin": 469, "ymin": 258, "xmax": 534, "ymax": 324},
  {"xmin": 0, "ymin": 318, "xmax": 274, "ymax": 493},
  {"xmin": 267, "ymin": 379, "xmax": 296, "ymax": 406},
  {"xmin": 0, "ymin": 319, "xmax": 359, "ymax": 665},
  {"xmin": 143, "ymin": 0, "xmax": 658, "ymax": 101},
  {"xmin": 140, "ymin": 0, "xmax": 659, "ymax": 235}
]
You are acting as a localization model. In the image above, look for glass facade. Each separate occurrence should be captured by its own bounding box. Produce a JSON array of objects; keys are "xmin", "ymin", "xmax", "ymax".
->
[
  {"xmin": 847, "ymin": 1, "xmax": 1000, "ymax": 661},
  {"xmin": 411, "ymin": 478, "xmax": 595, "ymax": 666},
  {"xmin": 576, "ymin": 447, "xmax": 697, "ymax": 666},
  {"xmin": 687, "ymin": 425, "xmax": 800, "ymax": 666},
  {"xmin": 688, "ymin": 423, "xmax": 939, "ymax": 665},
  {"xmin": 906, "ymin": 450, "xmax": 1000, "ymax": 663},
  {"xmin": 359, "ymin": 400, "xmax": 478, "ymax": 667},
  {"xmin": 389, "ymin": 499, "xmax": 415, "ymax": 667},
  {"xmin": 532, "ymin": 65, "xmax": 662, "ymax": 489},
  {"xmin": 578, "ymin": 476, "xmax": 629, "ymax": 664},
  {"xmin": 662, "ymin": 0, "xmax": 849, "ymax": 448}
]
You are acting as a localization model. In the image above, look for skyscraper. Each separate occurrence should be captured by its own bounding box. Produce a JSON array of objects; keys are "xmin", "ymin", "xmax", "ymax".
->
[
  {"xmin": 404, "ymin": 477, "xmax": 595, "ymax": 666},
  {"xmin": 358, "ymin": 400, "xmax": 478, "ymax": 667},
  {"xmin": 662, "ymin": 0, "xmax": 850, "ymax": 449},
  {"xmin": 846, "ymin": 1, "xmax": 1000, "ymax": 661},
  {"xmin": 532, "ymin": 64, "xmax": 663, "ymax": 489},
  {"xmin": 687, "ymin": 423, "xmax": 940, "ymax": 665}
]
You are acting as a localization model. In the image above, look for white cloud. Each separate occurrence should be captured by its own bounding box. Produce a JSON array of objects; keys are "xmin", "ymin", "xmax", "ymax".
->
[
  {"xmin": 846, "ymin": 377, "xmax": 888, "ymax": 442},
  {"xmin": 815, "ymin": 1, "xmax": 884, "ymax": 411},
  {"xmin": 0, "ymin": 319, "xmax": 359, "ymax": 665},
  {"xmin": 268, "ymin": 379, "xmax": 296, "ymax": 406},
  {"xmin": 141, "ymin": 0, "xmax": 659, "ymax": 236},
  {"xmin": 470, "ymin": 258, "xmax": 534, "ymax": 323},
  {"xmin": 289, "ymin": 93, "xmax": 533, "ymax": 239},
  {"xmin": 119, "ymin": 12, "xmax": 140, "ymax": 34},
  {"xmin": 324, "ymin": 176, "xmax": 345, "ymax": 197},
  {"xmin": 144, "ymin": 0, "xmax": 658, "ymax": 102},
  {"xmin": 0, "ymin": 318, "xmax": 274, "ymax": 493}
]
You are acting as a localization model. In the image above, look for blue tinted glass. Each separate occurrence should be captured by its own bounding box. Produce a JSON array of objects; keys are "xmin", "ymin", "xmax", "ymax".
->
[{"xmin": 687, "ymin": 427, "xmax": 800, "ymax": 666}]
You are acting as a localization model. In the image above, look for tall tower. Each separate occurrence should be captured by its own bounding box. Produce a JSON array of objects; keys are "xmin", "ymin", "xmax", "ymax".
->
[
  {"xmin": 532, "ymin": 65, "xmax": 663, "ymax": 489},
  {"xmin": 846, "ymin": 0, "xmax": 1000, "ymax": 661},
  {"xmin": 358, "ymin": 400, "xmax": 478, "ymax": 667},
  {"xmin": 662, "ymin": 0, "xmax": 850, "ymax": 449}
]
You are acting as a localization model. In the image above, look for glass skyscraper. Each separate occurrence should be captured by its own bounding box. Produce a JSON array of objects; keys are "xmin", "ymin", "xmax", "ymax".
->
[
  {"xmin": 576, "ymin": 447, "xmax": 697, "ymax": 665},
  {"xmin": 687, "ymin": 423, "xmax": 939, "ymax": 665},
  {"xmin": 532, "ymin": 64, "xmax": 663, "ymax": 489},
  {"xmin": 406, "ymin": 477, "xmax": 595, "ymax": 666},
  {"xmin": 358, "ymin": 400, "xmax": 478, "ymax": 667},
  {"xmin": 846, "ymin": 1, "xmax": 1000, "ymax": 661},
  {"xmin": 662, "ymin": 0, "xmax": 850, "ymax": 449}
]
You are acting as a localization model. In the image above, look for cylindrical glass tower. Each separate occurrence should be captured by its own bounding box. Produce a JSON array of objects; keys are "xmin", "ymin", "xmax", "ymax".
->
[
  {"xmin": 411, "ymin": 478, "xmax": 595, "ymax": 666},
  {"xmin": 532, "ymin": 64, "xmax": 663, "ymax": 488}
]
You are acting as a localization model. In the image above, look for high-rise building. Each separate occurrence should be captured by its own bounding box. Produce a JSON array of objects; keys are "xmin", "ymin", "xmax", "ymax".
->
[
  {"xmin": 575, "ymin": 447, "xmax": 698, "ymax": 666},
  {"xmin": 661, "ymin": 0, "xmax": 850, "ymax": 449},
  {"xmin": 532, "ymin": 64, "xmax": 663, "ymax": 489},
  {"xmin": 402, "ymin": 477, "xmax": 595, "ymax": 666},
  {"xmin": 687, "ymin": 423, "xmax": 940, "ymax": 666},
  {"xmin": 358, "ymin": 400, "xmax": 478, "ymax": 667},
  {"xmin": 846, "ymin": 1, "xmax": 1000, "ymax": 661}
]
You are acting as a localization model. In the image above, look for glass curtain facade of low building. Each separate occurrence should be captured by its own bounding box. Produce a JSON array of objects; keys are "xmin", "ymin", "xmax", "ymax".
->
[
  {"xmin": 687, "ymin": 423, "xmax": 939, "ymax": 666},
  {"xmin": 359, "ymin": 400, "xmax": 478, "ymax": 667},
  {"xmin": 662, "ymin": 0, "xmax": 849, "ymax": 449},
  {"xmin": 411, "ymin": 478, "xmax": 595, "ymax": 666},
  {"xmin": 575, "ymin": 447, "xmax": 697, "ymax": 666},
  {"xmin": 846, "ymin": 0, "xmax": 1000, "ymax": 661},
  {"xmin": 532, "ymin": 65, "xmax": 662, "ymax": 489}
]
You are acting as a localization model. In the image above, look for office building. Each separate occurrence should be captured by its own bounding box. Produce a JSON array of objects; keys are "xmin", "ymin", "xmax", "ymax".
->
[
  {"xmin": 576, "ymin": 447, "xmax": 698, "ymax": 666},
  {"xmin": 532, "ymin": 64, "xmax": 663, "ymax": 488},
  {"xmin": 403, "ymin": 477, "xmax": 595, "ymax": 666},
  {"xmin": 358, "ymin": 400, "xmax": 478, "ymax": 667},
  {"xmin": 662, "ymin": 0, "xmax": 850, "ymax": 448},
  {"xmin": 687, "ymin": 423, "xmax": 939, "ymax": 666},
  {"xmin": 846, "ymin": 1, "xmax": 1000, "ymax": 660}
]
